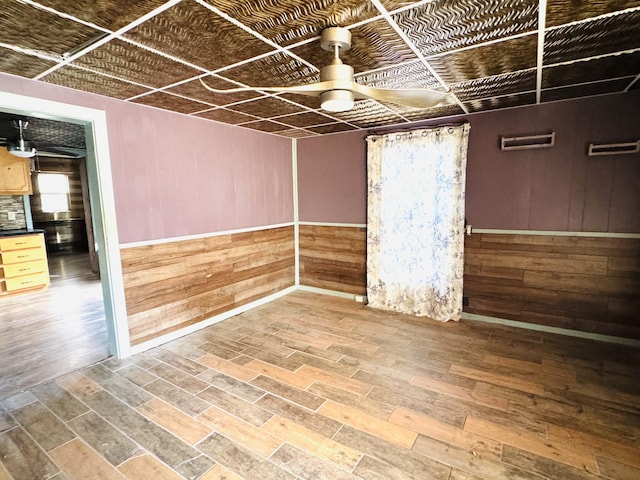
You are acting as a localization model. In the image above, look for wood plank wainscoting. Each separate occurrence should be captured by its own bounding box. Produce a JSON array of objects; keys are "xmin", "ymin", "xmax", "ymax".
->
[
  {"xmin": 299, "ymin": 224, "xmax": 366, "ymax": 295},
  {"xmin": 464, "ymin": 233, "xmax": 640, "ymax": 339},
  {"xmin": 298, "ymin": 226, "xmax": 639, "ymax": 341},
  {"xmin": 121, "ymin": 226, "xmax": 295, "ymax": 346}
]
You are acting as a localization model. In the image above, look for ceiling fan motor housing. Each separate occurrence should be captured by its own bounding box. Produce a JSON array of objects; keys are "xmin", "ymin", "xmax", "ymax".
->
[
  {"xmin": 320, "ymin": 60, "xmax": 354, "ymax": 83},
  {"xmin": 320, "ymin": 27, "xmax": 352, "ymax": 52},
  {"xmin": 320, "ymin": 26, "xmax": 355, "ymax": 85}
]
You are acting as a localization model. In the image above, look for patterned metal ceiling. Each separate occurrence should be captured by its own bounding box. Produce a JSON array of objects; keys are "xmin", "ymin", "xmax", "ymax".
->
[{"xmin": 0, "ymin": 0, "xmax": 638, "ymax": 138}]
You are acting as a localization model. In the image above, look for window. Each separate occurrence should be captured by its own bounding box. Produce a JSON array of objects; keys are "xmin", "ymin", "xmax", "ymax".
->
[{"xmin": 38, "ymin": 173, "xmax": 70, "ymax": 213}]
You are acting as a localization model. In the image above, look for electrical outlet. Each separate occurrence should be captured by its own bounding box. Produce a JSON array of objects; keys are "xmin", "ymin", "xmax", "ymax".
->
[{"xmin": 7, "ymin": 211, "xmax": 16, "ymax": 221}]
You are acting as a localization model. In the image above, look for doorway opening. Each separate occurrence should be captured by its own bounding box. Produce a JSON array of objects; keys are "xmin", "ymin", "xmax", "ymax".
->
[{"xmin": 0, "ymin": 92, "xmax": 129, "ymax": 399}]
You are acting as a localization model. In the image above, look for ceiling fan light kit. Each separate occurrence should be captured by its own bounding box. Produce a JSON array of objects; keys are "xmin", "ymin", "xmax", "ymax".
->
[
  {"xmin": 200, "ymin": 27, "xmax": 449, "ymax": 113},
  {"xmin": 7, "ymin": 142, "xmax": 36, "ymax": 158},
  {"xmin": 7, "ymin": 120, "xmax": 36, "ymax": 158},
  {"xmin": 319, "ymin": 28, "xmax": 355, "ymax": 112}
]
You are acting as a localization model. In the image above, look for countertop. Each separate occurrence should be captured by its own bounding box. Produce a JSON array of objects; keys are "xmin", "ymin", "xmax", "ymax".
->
[{"xmin": 0, "ymin": 229, "xmax": 46, "ymax": 237}]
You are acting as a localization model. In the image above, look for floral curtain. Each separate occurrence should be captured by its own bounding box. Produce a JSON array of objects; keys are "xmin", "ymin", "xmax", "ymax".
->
[{"xmin": 366, "ymin": 124, "xmax": 470, "ymax": 321}]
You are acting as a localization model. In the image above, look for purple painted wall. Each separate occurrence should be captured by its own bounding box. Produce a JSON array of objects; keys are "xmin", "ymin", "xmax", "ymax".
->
[
  {"xmin": 464, "ymin": 92, "xmax": 640, "ymax": 232},
  {"xmin": 0, "ymin": 72, "xmax": 293, "ymax": 243},
  {"xmin": 297, "ymin": 130, "xmax": 367, "ymax": 224},
  {"xmin": 297, "ymin": 91, "xmax": 640, "ymax": 232}
]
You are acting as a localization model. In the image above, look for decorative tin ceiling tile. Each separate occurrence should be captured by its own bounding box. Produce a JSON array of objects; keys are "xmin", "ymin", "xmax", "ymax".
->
[
  {"xmin": 428, "ymin": 34, "xmax": 538, "ymax": 84},
  {"xmin": 273, "ymin": 112, "xmax": 337, "ymax": 127},
  {"xmin": 380, "ymin": 0, "xmax": 426, "ymax": 10},
  {"xmin": 0, "ymin": 2, "xmax": 102, "ymax": 58},
  {"xmin": 277, "ymin": 93, "xmax": 322, "ymax": 110},
  {"xmin": 306, "ymin": 123, "xmax": 358, "ymax": 134},
  {"xmin": 124, "ymin": 2, "xmax": 273, "ymax": 72},
  {"xmin": 393, "ymin": 0, "xmax": 538, "ymax": 57},
  {"xmin": 0, "ymin": 0, "xmax": 635, "ymax": 137},
  {"xmin": 0, "ymin": 48, "xmax": 58, "ymax": 78},
  {"xmin": 545, "ymin": 0, "xmax": 640, "ymax": 27},
  {"xmin": 292, "ymin": 19, "xmax": 418, "ymax": 73},
  {"xmin": 194, "ymin": 108, "xmax": 258, "ymax": 125},
  {"xmin": 239, "ymin": 120, "xmax": 291, "ymax": 133},
  {"xmin": 204, "ymin": 0, "xmax": 379, "ymax": 46},
  {"xmin": 72, "ymin": 39, "xmax": 201, "ymax": 88},
  {"xmin": 131, "ymin": 91, "xmax": 212, "ymax": 114},
  {"xmin": 451, "ymin": 70, "xmax": 537, "ymax": 101},
  {"xmin": 541, "ymin": 78, "xmax": 634, "ymax": 102},
  {"xmin": 542, "ymin": 51, "xmax": 640, "ymax": 88},
  {"xmin": 385, "ymin": 94, "xmax": 460, "ymax": 117},
  {"xmin": 0, "ymin": 114, "xmax": 84, "ymax": 149},
  {"xmin": 227, "ymin": 97, "xmax": 305, "ymax": 118},
  {"xmin": 43, "ymin": 66, "xmax": 150, "ymax": 99},
  {"xmin": 544, "ymin": 11, "xmax": 640, "ymax": 65},
  {"xmin": 274, "ymin": 129, "xmax": 315, "ymax": 138},
  {"xmin": 464, "ymin": 92, "xmax": 536, "ymax": 112},
  {"xmin": 27, "ymin": 117, "xmax": 86, "ymax": 148},
  {"xmin": 330, "ymin": 100, "xmax": 406, "ymax": 128},
  {"xmin": 355, "ymin": 60, "xmax": 441, "ymax": 89},
  {"xmin": 397, "ymin": 103, "xmax": 466, "ymax": 121},
  {"xmin": 168, "ymin": 77, "xmax": 261, "ymax": 106},
  {"xmin": 221, "ymin": 52, "xmax": 318, "ymax": 89},
  {"xmin": 35, "ymin": 0, "xmax": 167, "ymax": 30}
]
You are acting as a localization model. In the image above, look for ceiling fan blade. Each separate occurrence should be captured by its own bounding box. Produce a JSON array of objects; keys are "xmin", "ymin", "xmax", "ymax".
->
[
  {"xmin": 200, "ymin": 78, "xmax": 333, "ymax": 97},
  {"xmin": 351, "ymin": 83, "xmax": 450, "ymax": 109}
]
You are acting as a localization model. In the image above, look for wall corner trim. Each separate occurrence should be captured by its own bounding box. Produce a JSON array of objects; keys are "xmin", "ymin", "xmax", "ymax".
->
[
  {"xmin": 293, "ymin": 138, "xmax": 300, "ymax": 286},
  {"xmin": 461, "ymin": 312, "xmax": 640, "ymax": 347}
]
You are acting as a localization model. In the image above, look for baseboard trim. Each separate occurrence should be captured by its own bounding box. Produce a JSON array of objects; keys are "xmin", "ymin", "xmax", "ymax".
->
[
  {"xmin": 129, "ymin": 286, "xmax": 298, "ymax": 355},
  {"xmin": 296, "ymin": 285, "xmax": 367, "ymax": 302},
  {"xmin": 461, "ymin": 312, "xmax": 640, "ymax": 347},
  {"xmin": 129, "ymin": 286, "xmax": 639, "ymax": 356}
]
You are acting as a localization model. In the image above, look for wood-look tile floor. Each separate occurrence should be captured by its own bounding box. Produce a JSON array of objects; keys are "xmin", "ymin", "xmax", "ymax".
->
[
  {"xmin": 1, "ymin": 291, "xmax": 639, "ymax": 479},
  {"xmin": 0, "ymin": 252, "xmax": 108, "ymax": 400}
]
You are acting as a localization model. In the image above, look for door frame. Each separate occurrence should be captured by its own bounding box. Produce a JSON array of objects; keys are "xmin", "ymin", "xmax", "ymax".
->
[{"xmin": 0, "ymin": 91, "xmax": 130, "ymax": 358}]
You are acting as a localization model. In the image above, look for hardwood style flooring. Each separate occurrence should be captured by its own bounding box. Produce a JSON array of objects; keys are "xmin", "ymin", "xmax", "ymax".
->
[
  {"xmin": 0, "ymin": 252, "xmax": 108, "ymax": 400},
  {"xmin": 1, "ymin": 291, "xmax": 639, "ymax": 479}
]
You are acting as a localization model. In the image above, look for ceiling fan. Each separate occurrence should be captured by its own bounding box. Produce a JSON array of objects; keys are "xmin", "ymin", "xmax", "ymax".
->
[
  {"xmin": 0, "ymin": 118, "xmax": 85, "ymax": 159},
  {"xmin": 200, "ymin": 27, "xmax": 449, "ymax": 112}
]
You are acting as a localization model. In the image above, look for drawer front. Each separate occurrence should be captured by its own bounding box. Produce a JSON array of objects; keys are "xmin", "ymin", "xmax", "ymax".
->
[
  {"xmin": 1, "ymin": 259, "xmax": 48, "ymax": 279},
  {"xmin": 0, "ymin": 235, "xmax": 42, "ymax": 251},
  {"xmin": 5, "ymin": 272, "xmax": 49, "ymax": 292},
  {"xmin": 1, "ymin": 248, "xmax": 46, "ymax": 264}
]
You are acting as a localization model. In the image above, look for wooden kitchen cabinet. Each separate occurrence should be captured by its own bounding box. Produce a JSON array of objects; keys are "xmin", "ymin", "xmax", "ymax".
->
[
  {"xmin": 0, "ymin": 233, "xmax": 49, "ymax": 295},
  {"xmin": 0, "ymin": 147, "xmax": 33, "ymax": 195}
]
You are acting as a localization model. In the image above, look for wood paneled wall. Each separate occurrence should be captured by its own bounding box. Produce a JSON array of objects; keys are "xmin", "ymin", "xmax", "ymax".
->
[
  {"xmin": 299, "ymin": 225, "xmax": 366, "ymax": 295},
  {"xmin": 121, "ymin": 226, "xmax": 295, "ymax": 345},
  {"xmin": 464, "ymin": 233, "xmax": 640, "ymax": 339}
]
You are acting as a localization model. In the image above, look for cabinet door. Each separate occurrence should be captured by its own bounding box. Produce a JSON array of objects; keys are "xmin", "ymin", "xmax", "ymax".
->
[{"xmin": 0, "ymin": 148, "xmax": 33, "ymax": 195}]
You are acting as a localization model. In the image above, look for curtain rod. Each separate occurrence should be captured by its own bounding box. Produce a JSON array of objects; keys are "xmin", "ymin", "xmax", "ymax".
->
[{"xmin": 368, "ymin": 121, "xmax": 469, "ymax": 137}]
